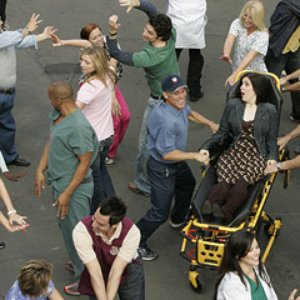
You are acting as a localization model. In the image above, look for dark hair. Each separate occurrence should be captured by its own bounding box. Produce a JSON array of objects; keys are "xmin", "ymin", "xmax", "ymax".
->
[
  {"xmin": 238, "ymin": 73, "xmax": 273, "ymax": 104},
  {"xmin": 98, "ymin": 196, "xmax": 127, "ymax": 225},
  {"xmin": 148, "ymin": 14, "xmax": 172, "ymax": 41},
  {"xmin": 214, "ymin": 230, "xmax": 268, "ymax": 299},
  {"xmin": 80, "ymin": 23, "xmax": 102, "ymax": 41}
]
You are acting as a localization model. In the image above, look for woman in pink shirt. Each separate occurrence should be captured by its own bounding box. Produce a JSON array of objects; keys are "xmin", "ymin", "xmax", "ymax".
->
[{"xmin": 77, "ymin": 46, "xmax": 116, "ymax": 214}]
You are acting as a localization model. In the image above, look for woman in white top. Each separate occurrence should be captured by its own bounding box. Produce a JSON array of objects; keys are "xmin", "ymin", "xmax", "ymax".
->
[
  {"xmin": 220, "ymin": 1, "xmax": 269, "ymax": 86},
  {"xmin": 216, "ymin": 230, "xmax": 299, "ymax": 300},
  {"xmin": 77, "ymin": 46, "xmax": 116, "ymax": 214}
]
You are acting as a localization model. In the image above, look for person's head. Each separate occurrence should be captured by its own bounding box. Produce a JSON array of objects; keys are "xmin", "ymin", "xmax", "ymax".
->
[
  {"xmin": 92, "ymin": 196, "xmax": 127, "ymax": 235},
  {"xmin": 143, "ymin": 14, "xmax": 172, "ymax": 42},
  {"xmin": 238, "ymin": 73, "xmax": 272, "ymax": 105},
  {"xmin": 161, "ymin": 74, "xmax": 187, "ymax": 110},
  {"xmin": 80, "ymin": 23, "xmax": 105, "ymax": 48},
  {"xmin": 48, "ymin": 81, "xmax": 74, "ymax": 109},
  {"xmin": 17, "ymin": 260, "xmax": 53, "ymax": 297},
  {"xmin": 80, "ymin": 46, "xmax": 116, "ymax": 84},
  {"xmin": 239, "ymin": 0, "xmax": 266, "ymax": 32},
  {"xmin": 219, "ymin": 230, "xmax": 262, "ymax": 286}
]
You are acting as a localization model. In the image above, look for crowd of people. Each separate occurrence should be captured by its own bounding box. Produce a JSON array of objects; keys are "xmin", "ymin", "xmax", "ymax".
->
[{"xmin": 0, "ymin": 0, "xmax": 300, "ymax": 299}]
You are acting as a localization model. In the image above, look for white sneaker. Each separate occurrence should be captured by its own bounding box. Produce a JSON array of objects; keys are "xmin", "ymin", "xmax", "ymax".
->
[{"xmin": 105, "ymin": 157, "xmax": 115, "ymax": 165}]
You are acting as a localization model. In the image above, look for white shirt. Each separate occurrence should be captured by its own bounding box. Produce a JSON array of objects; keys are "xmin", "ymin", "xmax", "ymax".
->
[
  {"xmin": 0, "ymin": 151, "xmax": 8, "ymax": 173},
  {"xmin": 167, "ymin": 0, "xmax": 207, "ymax": 49}
]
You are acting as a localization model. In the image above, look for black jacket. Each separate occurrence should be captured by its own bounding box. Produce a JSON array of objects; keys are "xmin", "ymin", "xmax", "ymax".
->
[
  {"xmin": 269, "ymin": 0, "xmax": 300, "ymax": 58},
  {"xmin": 202, "ymin": 99, "xmax": 278, "ymax": 161}
]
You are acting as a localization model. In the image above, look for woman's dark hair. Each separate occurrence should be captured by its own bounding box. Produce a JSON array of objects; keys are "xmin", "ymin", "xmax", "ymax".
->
[
  {"xmin": 148, "ymin": 14, "xmax": 172, "ymax": 41},
  {"xmin": 98, "ymin": 196, "xmax": 127, "ymax": 225},
  {"xmin": 80, "ymin": 23, "xmax": 102, "ymax": 41},
  {"xmin": 214, "ymin": 230, "xmax": 267, "ymax": 299},
  {"xmin": 237, "ymin": 73, "xmax": 273, "ymax": 104}
]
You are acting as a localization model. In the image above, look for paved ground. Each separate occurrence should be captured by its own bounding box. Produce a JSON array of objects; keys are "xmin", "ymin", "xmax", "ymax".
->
[{"xmin": 0, "ymin": 0, "xmax": 299, "ymax": 299}]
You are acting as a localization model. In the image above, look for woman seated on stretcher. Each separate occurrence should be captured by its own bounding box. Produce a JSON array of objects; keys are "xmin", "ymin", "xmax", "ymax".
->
[{"xmin": 199, "ymin": 73, "xmax": 278, "ymax": 222}]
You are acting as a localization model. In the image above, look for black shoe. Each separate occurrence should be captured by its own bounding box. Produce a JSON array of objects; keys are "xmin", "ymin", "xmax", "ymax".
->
[
  {"xmin": 289, "ymin": 114, "xmax": 300, "ymax": 123},
  {"xmin": 189, "ymin": 91, "xmax": 204, "ymax": 102},
  {"xmin": 212, "ymin": 204, "xmax": 225, "ymax": 219},
  {"xmin": 9, "ymin": 156, "xmax": 31, "ymax": 167},
  {"xmin": 138, "ymin": 246, "xmax": 158, "ymax": 261},
  {"xmin": 202, "ymin": 200, "xmax": 213, "ymax": 216}
]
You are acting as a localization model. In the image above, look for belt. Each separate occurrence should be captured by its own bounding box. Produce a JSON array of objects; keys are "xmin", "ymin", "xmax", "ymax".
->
[
  {"xmin": 0, "ymin": 87, "xmax": 15, "ymax": 95},
  {"xmin": 150, "ymin": 94, "xmax": 160, "ymax": 100}
]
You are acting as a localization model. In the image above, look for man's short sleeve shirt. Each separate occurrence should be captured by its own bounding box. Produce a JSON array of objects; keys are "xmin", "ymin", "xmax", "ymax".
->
[
  {"xmin": 47, "ymin": 109, "xmax": 98, "ymax": 185},
  {"xmin": 147, "ymin": 101, "xmax": 191, "ymax": 162}
]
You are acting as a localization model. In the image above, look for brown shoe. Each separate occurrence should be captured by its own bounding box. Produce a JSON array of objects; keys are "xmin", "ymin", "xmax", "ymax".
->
[{"xmin": 128, "ymin": 182, "xmax": 150, "ymax": 197}]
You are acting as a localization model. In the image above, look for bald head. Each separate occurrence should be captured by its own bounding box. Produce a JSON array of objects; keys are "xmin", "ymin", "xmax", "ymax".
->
[{"xmin": 48, "ymin": 81, "xmax": 74, "ymax": 101}]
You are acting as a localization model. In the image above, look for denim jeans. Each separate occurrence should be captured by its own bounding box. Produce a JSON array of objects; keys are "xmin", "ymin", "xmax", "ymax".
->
[
  {"xmin": 90, "ymin": 135, "xmax": 115, "ymax": 214},
  {"xmin": 137, "ymin": 157, "xmax": 196, "ymax": 247},
  {"xmin": 265, "ymin": 48, "xmax": 300, "ymax": 118},
  {"xmin": 0, "ymin": 92, "xmax": 17, "ymax": 163},
  {"xmin": 176, "ymin": 48, "xmax": 204, "ymax": 98},
  {"xmin": 134, "ymin": 97, "xmax": 160, "ymax": 195},
  {"xmin": 89, "ymin": 261, "xmax": 145, "ymax": 300}
]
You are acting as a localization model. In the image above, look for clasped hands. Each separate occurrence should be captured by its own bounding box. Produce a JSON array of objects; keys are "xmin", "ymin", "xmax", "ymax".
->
[{"xmin": 195, "ymin": 150, "xmax": 210, "ymax": 165}]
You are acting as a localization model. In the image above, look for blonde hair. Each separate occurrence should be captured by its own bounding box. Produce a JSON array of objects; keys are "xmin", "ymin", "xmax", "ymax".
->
[
  {"xmin": 80, "ymin": 46, "xmax": 116, "ymax": 86},
  {"xmin": 17, "ymin": 260, "xmax": 53, "ymax": 297},
  {"xmin": 239, "ymin": 0, "xmax": 266, "ymax": 31}
]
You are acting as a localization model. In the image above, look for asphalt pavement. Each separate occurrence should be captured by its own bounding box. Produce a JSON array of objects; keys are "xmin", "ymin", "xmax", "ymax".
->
[{"xmin": 0, "ymin": 0, "xmax": 299, "ymax": 299}]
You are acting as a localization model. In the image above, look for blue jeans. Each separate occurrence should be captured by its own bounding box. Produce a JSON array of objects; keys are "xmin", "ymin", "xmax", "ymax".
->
[
  {"xmin": 0, "ymin": 92, "xmax": 17, "ymax": 163},
  {"xmin": 137, "ymin": 157, "xmax": 196, "ymax": 247},
  {"xmin": 266, "ymin": 48, "xmax": 300, "ymax": 118},
  {"xmin": 89, "ymin": 261, "xmax": 145, "ymax": 300},
  {"xmin": 90, "ymin": 136, "xmax": 115, "ymax": 214},
  {"xmin": 134, "ymin": 96, "xmax": 160, "ymax": 195}
]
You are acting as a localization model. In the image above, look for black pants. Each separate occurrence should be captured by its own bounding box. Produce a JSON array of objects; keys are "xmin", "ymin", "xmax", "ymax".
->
[
  {"xmin": 207, "ymin": 179, "xmax": 249, "ymax": 220},
  {"xmin": 0, "ymin": 0, "xmax": 7, "ymax": 24},
  {"xmin": 176, "ymin": 48, "xmax": 204, "ymax": 98},
  {"xmin": 265, "ymin": 48, "xmax": 300, "ymax": 119}
]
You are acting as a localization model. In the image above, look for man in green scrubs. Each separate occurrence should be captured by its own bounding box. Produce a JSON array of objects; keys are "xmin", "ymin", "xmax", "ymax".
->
[{"xmin": 35, "ymin": 81, "xmax": 98, "ymax": 294}]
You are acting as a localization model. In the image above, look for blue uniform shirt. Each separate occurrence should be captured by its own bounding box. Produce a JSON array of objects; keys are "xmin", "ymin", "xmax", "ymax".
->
[{"xmin": 147, "ymin": 100, "xmax": 191, "ymax": 163}]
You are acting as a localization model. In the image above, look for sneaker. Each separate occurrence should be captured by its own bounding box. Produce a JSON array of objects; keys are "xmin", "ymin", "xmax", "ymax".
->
[
  {"xmin": 128, "ymin": 182, "xmax": 150, "ymax": 197},
  {"xmin": 105, "ymin": 157, "xmax": 115, "ymax": 165},
  {"xmin": 289, "ymin": 113, "xmax": 300, "ymax": 123},
  {"xmin": 138, "ymin": 246, "xmax": 158, "ymax": 261},
  {"xmin": 169, "ymin": 219, "xmax": 185, "ymax": 229},
  {"xmin": 64, "ymin": 282, "xmax": 80, "ymax": 296}
]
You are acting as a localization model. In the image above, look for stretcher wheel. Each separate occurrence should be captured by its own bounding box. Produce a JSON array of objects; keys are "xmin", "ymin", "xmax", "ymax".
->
[{"xmin": 189, "ymin": 271, "xmax": 203, "ymax": 293}]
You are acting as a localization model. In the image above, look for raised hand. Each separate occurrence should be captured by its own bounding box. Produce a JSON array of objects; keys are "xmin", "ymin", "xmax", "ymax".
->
[
  {"xmin": 109, "ymin": 15, "xmax": 121, "ymax": 34},
  {"xmin": 26, "ymin": 13, "xmax": 43, "ymax": 33},
  {"xmin": 118, "ymin": 0, "xmax": 140, "ymax": 13}
]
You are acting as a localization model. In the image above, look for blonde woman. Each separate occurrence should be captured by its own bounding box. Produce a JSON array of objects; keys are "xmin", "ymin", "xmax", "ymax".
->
[
  {"xmin": 220, "ymin": 1, "xmax": 269, "ymax": 86},
  {"xmin": 77, "ymin": 46, "xmax": 116, "ymax": 215}
]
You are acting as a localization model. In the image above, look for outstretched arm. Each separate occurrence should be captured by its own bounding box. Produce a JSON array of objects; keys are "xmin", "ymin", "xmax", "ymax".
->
[
  {"xmin": 50, "ymin": 33, "xmax": 91, "ymax": 48},
  {"xmin": 220, "ymin": 33, "xmax": 236, "ymax": 64},
  {"xmin": 189, "ymin": 110, "xmax": 219, "ymax": 133},
  {"xmin": 277, "ymin": 124, "xmax": 300, "ymax": 150},
  {"xmin": 119, "ymin": 0, "xmax": 159, "ymax": 17}
]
